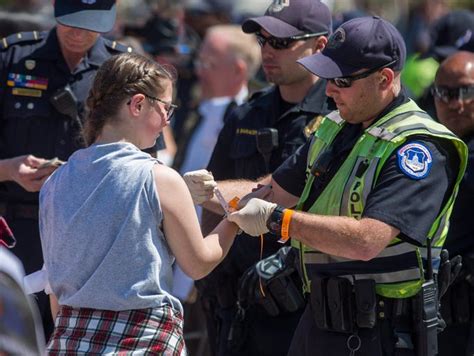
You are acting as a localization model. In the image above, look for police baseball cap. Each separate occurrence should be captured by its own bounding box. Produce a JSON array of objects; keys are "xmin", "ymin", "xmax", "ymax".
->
[
  {"xmin": 298, "ymin": 16, "xmax": 406, "ymax": 79},
  {"xmin": 422, "ymin": 10, "xmax": 474, "ymax": 61},
  {"xmin": 242, "ymin": 0, "xmax": 332, "ymax": 38},
  {"xmin": 55, "ymin": 0, "xmax": 117, "ymax": 33}
]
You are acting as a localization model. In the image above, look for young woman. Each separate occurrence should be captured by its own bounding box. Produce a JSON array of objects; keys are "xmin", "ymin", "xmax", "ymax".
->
[{"xmin": 39, "ymin": 53, "xmax": 238, "ymax": 354}]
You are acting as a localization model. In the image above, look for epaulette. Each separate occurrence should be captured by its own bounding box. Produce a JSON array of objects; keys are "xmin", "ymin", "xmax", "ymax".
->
[
  {"xmin": 248, "ymin": 85, "xmax": 272, "ymax": 102},
  {"xmin": 1, "ymin": 31, "xmax": 44, "ymax": 51},
  {"xmin": 104, "ymin": 38, "xmax": 133, "ymax": 54}
]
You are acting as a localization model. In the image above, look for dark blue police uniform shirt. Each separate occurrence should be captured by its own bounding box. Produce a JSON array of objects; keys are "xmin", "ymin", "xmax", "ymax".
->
[
  {"xmin": 0, "ymin": 29, "xmax": 153, "ymax": 203},
  {"xmin": 443, "ymin": 135, "xmax": 474, "ymax": 257},
  {"xmin": 207, "ymin": 79, "xmax": 334, "ymax": 181},
  {"xmin": 273, "ymin": 92, "xmax": 460, "ymax": 247}
]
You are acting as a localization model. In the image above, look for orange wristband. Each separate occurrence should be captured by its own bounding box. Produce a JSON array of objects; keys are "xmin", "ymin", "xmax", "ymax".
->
[{"xmin": 278, "ymin": 209, "xmax": 294, "ymax": 243}]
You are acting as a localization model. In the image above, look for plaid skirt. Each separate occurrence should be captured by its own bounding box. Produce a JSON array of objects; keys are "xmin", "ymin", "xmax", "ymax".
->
[{"xmin": 47, "ymin": 304, "xmax": 187, "ymax": 355}]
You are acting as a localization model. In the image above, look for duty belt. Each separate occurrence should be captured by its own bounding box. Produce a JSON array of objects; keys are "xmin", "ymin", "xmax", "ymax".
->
[{"xmin": 0, "ymin": 202, "xmax": 39, "ymax": 220}]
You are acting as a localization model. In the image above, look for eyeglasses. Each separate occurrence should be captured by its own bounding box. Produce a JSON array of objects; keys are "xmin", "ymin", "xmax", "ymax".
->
[
  {"xmin": 329, "ymin": 60, "xmax": 397, "ymax": 88},
  {"xmin": 255, "ymin": 31, "xmax": 328, "ymax": 50},
  {"xmin": 126, "ymin": 95, "xmax": 178, "ymax": 117},
  {"xmin": 143, "ymin": 94, "xmax": 178, "ymax": 118},
  {"xmin": 431, "ymin": 85, "xmax": 474, "ymax": 103}
]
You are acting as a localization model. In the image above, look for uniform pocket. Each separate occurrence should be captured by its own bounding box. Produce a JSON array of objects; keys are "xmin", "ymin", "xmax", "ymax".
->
[
  {"xmin": 3, "ymin": 92, "xmax": 51, "ymax": 121},
  {"xmin": 229, "ymin": 132, "xmax": 259, "ymax": 160}
]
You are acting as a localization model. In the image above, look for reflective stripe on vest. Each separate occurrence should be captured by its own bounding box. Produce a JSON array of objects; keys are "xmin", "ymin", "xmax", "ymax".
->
[{"xmin": 292, "ymin": 100, "xmax": 468, "ymax": 298}]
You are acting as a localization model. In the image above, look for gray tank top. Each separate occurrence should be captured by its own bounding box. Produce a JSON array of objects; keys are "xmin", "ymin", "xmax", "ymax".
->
[{"xmin": 39, "ymin": 142, "xmax": 182, "ymax": 313}]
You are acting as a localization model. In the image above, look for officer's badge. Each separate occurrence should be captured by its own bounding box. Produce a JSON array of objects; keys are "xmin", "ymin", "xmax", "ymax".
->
[
  {"xmin": 304, "ymin": 115, "xmax": 323, "ymax": 137},
  {"xmin": 397, "ymin": 142, "xmax": 433, "ymax": 180},
  {"xmin": 326, "ymin": 28, "xmax": 346, "ymax": 50},
  {"xmin": 25, "ymin": 60, "xmax": 36, "ymax": 70},
  {"xmin": 268, "ymin": 0, "xmax": 290, "ymax": 13},
  {"xmin": 455, "ymin": 29, "xmax": 472, "ymax": 48}
]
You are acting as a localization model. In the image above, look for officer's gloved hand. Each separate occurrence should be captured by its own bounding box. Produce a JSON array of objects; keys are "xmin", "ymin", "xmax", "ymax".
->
[
  {"xmin": 437, "ymin": 311, "xmax": 447, "ymax": 333},
  {"xmin": 438, "ymin": 250, "xmax": 463, "ymax": 299},
  {"xmin": 438, "ymin": 249, "xmax": 451, "ymax": 299},
  {"xmin": 450, "ymin": 255, "xmax": 463, "ymax": 282},
  {"xmin": 182, "ymin": 169, "xmax": 217, "ymax": 205},
  {"xmin": 228, "ymin": 198, "xmax": 276, "ymax": 236}
]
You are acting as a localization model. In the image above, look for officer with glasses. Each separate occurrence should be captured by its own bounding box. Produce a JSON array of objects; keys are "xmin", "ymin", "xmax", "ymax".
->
[
  {"xmin": 434, "ymin": 51, "xmax": 474, "ymax": 356},
  {"xmin": 0, "ymin": 0, "xmax": 137, "ymax": 340},
  {"xmin": 185, "ymin": 16, "xmax": 468, "ymax": 356},
  {"xmin": 187, "ymin": 0, "xmax": 334, "ymax": 355}
]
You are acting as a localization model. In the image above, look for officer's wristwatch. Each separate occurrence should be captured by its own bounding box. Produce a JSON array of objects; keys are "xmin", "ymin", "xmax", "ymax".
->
[{"xmin": 266, "ymin": 205, "xmax": 285, "ymax": 237}]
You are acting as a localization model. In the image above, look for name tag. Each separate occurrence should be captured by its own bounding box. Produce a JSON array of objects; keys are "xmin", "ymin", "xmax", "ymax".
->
[{"xmin": 12, "ymin": 88, "xmax": 42, "ymax": 98}]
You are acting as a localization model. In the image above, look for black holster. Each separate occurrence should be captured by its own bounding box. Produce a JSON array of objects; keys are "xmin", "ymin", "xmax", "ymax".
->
[
  {"xmin": 251, "ymin": 247, "xmax": 305, "ymax": 317},
  {"xmin": 309, "ymin": 277, "xmax": 377, "ymax": 333}
]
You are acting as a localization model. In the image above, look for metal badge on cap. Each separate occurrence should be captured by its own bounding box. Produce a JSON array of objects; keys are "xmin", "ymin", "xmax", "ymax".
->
[
  {"xmin": 326, "ymin": 28, "xmax": 346, "ymax": 49},
  {"xmin": 268, "ymin": 0, "xmax": 290, "ymax": 13}
]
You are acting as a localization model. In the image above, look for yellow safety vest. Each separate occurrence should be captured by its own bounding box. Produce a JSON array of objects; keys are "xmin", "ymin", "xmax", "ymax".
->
[{"xmin": 292, "ymin": 100, "xmax": 467, "ymax": 299}]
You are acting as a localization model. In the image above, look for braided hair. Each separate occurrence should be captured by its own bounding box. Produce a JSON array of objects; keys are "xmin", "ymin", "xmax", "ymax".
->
[{"xmin": 83, "ymin": 53, "xmax": 176, "ymax": 146}]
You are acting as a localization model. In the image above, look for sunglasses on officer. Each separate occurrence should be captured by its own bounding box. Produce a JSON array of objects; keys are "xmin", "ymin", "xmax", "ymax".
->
[
  {"xmin": 431, "ymin": 84, "xmax": 474, "ymax": 103},
  {"xmin": 329, "ymin": 60, "xmax": 397, "ymax": 89},
  {"xmin": 255, "ymin": 31, "xmax": 328, "ymax": 50}
]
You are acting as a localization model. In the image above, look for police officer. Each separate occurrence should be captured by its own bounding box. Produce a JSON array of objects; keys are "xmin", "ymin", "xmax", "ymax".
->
[
  {"xmin": 434, "ymin": 51, "xmax": 474, "ymax": 356},
  {"xmin": 0, "ymin": 0, "xmax": 131, "ymax": 338},
  {"xmin": 186, "ymin": 1, "xmax": 334, "ymax": 355},
  {"xmin": 417, "ymin": 10, "xmax": 474, "ymax": 119},
  {"xmin": 188, "ymin": 16, "xmax": 467, "ymax": 356}
]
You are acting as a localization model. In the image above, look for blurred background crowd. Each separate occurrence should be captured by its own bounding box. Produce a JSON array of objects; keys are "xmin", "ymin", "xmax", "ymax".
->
[{"xmin": 1, "ymin": 0, "xmax": 473, "ymax": 173}]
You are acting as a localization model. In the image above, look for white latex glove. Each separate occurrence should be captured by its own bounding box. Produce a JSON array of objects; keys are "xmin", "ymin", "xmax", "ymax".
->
[
  {"xmin": 227, "ymin": 198, "xmax": 277, "ymax": 236},
  {"xmin": 183, "ymin": 169, "xmax": 217, "ymax": 204}
]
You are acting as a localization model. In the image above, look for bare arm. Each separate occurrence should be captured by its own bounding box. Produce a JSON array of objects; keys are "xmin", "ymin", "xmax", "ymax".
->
[
  {"xmin": 229, "ymin": 197, "xmax": 399, "ymax": 261},
  {"xmin": 288, "ymin": 212, "xmax": 398, "ymax": 261},
  {"xmin": 184, "ymin": 169, "xmax": 298, "ymax": 213},
  {"xmin": 201, "ymin": 174, "xmax": 299, "ymax": 212},
  {"xmin": 201, "ymin": 176, "xmax": 272, "ymax": 214},
  {"xmin": 49, "ymin": 293, "xmax": 60, "ymax": 321},
  {"xmin": 259, "ymin": 179, "xmax": 395, "ymax": 260},
  {"xmin": 154, "ymin": 164, "xmax": 239, "ymax": 280}
]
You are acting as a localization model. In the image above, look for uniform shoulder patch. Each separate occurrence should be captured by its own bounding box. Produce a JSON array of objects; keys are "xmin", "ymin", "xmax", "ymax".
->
[
  {"xmin": 1, "ymin": 31, "xmax": 44, "ymax": 51},
  {"xmin": 104, "ymin": 39, "xmax": 133, "ymax": 54},
  {"xmin": 397, "ymin": 141, "xmax": 433, "ymax": 180}
]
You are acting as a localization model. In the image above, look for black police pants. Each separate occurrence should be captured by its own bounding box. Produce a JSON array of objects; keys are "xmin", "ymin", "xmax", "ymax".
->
[
  {"xmin": 287, "ymin": 303, "xmax": 415, "ymax": 356},
  {"xmin": 438, "ymin": 322, "xmax": 474, "ymax": 356},
  {"xmin": 204, "ymin": 299, "xmax": 303, "ymax": 356},
  {"xmin": 9, "ymin": 216, "xmax": 54, "ymax": 340}
]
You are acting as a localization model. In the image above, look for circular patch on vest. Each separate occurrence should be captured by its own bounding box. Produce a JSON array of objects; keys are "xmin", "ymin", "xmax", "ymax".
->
[{"xmin": 397, "ymin": 142, "xmax": 433, "ymax": 180}]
